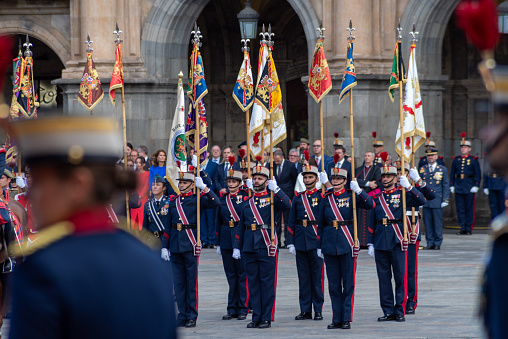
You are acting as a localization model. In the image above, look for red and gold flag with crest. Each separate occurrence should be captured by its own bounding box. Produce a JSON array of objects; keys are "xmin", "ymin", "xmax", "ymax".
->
[
  {"xmin": 308, "ymin": 38, "xmax": 332, "ymax": 103},
  {"xmin": 78, "ymin": 52, "xmax": 104, "ymax": 110},
  {"xmin": 109, "ymin": 44, "xmax": 123, "ymax": 105}
]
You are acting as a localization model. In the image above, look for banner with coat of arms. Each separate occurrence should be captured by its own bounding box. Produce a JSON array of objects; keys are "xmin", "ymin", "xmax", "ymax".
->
[
  {"xmin": 167, "ymin": 76, "xmax": 186, "ymax": 194},
  {"xmin": 11, "ymin": 53, "xmax": 38, "ymax": 119},
  {"xmin": 78, "ymin": 52, "xmax": 104, "ymax": 110},
  {"xmin": 109, "ymin": 43, "xmax": 124, "ymax": 105},
  {"xmin": 308, "ymin": 38, "xmax": 332, "ymax": 103},
  {"xmin": 232, "ymin": 50, "xmax": 254, "ymax": 111},
  {"xmin": 338, "ymin": 41, "xmax": 357, "ymax": 104}
]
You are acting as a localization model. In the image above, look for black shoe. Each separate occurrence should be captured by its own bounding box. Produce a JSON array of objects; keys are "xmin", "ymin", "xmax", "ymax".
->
[
  {"xmin": 209, "ymin": 244, "xmax": 215, "ymax": 249},
  {"xmin": 295, "ymin": 312, "xmax": 312, "ymax": 320},
  {"xmin": 341, "ymin": 321, "xmax": 351, "ymax": 329},
  {"xmin": 423, "ymin": 245, "xmax": 435, "ymax": 250},
  {"xmin": 222, "ymin": 313, "xmax": 237, "ymax": 320},
  {"xmin": 456, "ymin": 230, "xmax": 467, "ymax": 235},
  {"xmin": 395, "ymin": 315, "xmax": 405, "ymax": 322},
  {"xmin": 176, "ymin": 320, "xmax": 187, "ymax": 327},
  {"xmin": 406, "ymin": 306, "xmax": 415, "ymax": 314},
  {"xmin": 466, "ymin": 231, "xmax": 472, "ymax": 235},
  {"xmin": 237, "ymin": 314, "xmax": 247, "ymax": 320},
  {"xmin": 247, "ymin": 321, "xmax": 260, "ymax": 328},
  {"xmin": 185, "ymin": 319, "xmax": 196, "ymax": 327},
  {"xmin": 327, "ymin": 322, "xmax": 342, "ymax": 329},
  {"xmin": 378, "ymin": 314, "xmax": 396, "ymax": 321},
  {"xmin": 434, "ymin": 245, "xmax": 440, "ymax": 250},
  {"xmin": 258, "ymin": 321, "xmax": 271, "ymax": 328},
  {"xmin": 314, "ymin": 312, "xmax": 323, "ymax": 320}
]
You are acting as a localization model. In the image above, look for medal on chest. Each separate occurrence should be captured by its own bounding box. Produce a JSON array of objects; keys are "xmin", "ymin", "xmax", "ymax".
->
[
  {"xmin": 311, "ymin": 197, "xmax": 319, "ymax": 207},
  {"xmin": 389, "ymin": 194, "xmax": 400, "ymax": 208},
  {"xmin": 336, "ymin": 197, "xmax": 350, "ymax": 208},
  {"xmin": 236, "ymin": 195, "xmax": 243, "ymax": 204}
]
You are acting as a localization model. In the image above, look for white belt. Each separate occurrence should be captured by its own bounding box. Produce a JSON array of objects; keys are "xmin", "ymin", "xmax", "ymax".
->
[{"xmin": 406, "ymin": 209, "xmax": 419, "ymax": 216}]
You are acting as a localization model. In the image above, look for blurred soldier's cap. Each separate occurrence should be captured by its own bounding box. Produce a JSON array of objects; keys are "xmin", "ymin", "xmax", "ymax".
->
[
  {"xmin": 10, "ymin": 116, "xmax": 123, "ymax": 166},
  {"xmin": 426, "ymin": 140, "xmax": 436, "ymax": 147},
  {"xmin": 252, "ymin": 164, "xmax": 269, "ymax": 178},
  {"xmin": 3, "ymin": 169, "xmax": 13, "ymax": 179},
  {"xmin": 425, "ymin": 148, "xmax": 438, "ymax": 155},
  {"xmin": 300, "ymin": 138, "xmax": 310, "ymax": 145},
  {"xmin": 381, "ymin": 165, "xmax": 397, "ymax": 176},
  {"xmin": 153, "ymin": 174, "xmax": 166, "ymax": 184},
  {"xmin": 302, "ymin": 164, "xmax": 319, "ymax": 176},
  {"xmin": 330, "ymin": 167, "xmax": 348, "ymax": 179},
  {"xmin": 227, "ymin": 169, "xmax": 243, "ymax": 181}
]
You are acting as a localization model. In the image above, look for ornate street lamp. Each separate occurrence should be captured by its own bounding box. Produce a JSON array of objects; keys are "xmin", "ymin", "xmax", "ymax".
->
[{"xmin": 237, "ymin": 1, "xmax": 259, "ymax": 39}]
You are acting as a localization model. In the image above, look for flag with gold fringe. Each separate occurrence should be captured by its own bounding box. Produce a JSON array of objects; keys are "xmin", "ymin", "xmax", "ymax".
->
[
  {"xmin": 12, "ymin": 51, "xmax": 38, "ymax": 119},
  {"xmin": 232, "ymin": 49, "xmax": 254, "ymax": 111},
  {"xmin": 78, "ymin": 52, "xmax": 104, "ymax": 110},
  {"xmin": 388, "ymin": 40, "xmax": 406, "ymax": 102},
  {"xmin": 338, "ymin": 41, "xmax": 357, "ymax": 104},
  {"xmin": 9, "ymin": 49, "xmax": 22, "ymax": 119},
  {"xmin": 109, "ymin": 43, "xmax": 123, "ymax": 105},
  {"xmin": 309, "ymin": 37, "xmax": 332, "ymax": 103}
]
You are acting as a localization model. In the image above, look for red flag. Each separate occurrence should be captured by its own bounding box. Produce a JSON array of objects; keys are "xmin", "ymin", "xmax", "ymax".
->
[
  {"xmin": 78, "ymin": 52, "xmax": 104, "ymax": 110},
  {"xmin": 308, "ymin": 38, "xmax": 332, "ymax": 103},
  {"xmin": 109, "ymin": 44, "xmax": 123, "ymax": 105}
]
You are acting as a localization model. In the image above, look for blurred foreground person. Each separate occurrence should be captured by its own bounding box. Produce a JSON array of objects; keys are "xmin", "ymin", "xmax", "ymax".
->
[{"xmin": 8, "ymin": 116, "xmax": 176, "ymax": 339}]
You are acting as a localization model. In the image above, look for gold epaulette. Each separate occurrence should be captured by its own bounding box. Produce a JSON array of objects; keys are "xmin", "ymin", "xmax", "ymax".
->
[
  {"xmin": 13, "ymin": 221, "xmax": 74, "ymax": 258},
  {"xmin": 490, "ymin": 213, "xmax": 508, "ymax": 241}
]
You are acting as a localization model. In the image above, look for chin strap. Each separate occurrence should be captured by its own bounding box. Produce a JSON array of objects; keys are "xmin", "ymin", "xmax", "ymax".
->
[
  {"xmin": 383, "ymin": 176, "xmax": 396, "ymax": 188},
  {"xmin": 331, "ymin": 177, "xmax": 346, "ymax": 187},
  {"xmin": 228, "ymin": 181, "xmax": 242, "ymax": 190},
  {"xmin": 304, "ymin": 177, "xmax": 318, "ymax": 189}
]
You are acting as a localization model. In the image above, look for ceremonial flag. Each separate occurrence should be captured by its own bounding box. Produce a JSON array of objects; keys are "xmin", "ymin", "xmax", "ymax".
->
[
  {"xmin": 109, "ymin": 43, "xmax": 123, "ymax": 105},
  {"xmin": 395, "ymin": 44, "xmax": 426, "ymax": 162},
  {"xmin": 78, "ymin": 52, "xmax": 104, "ymax": 110},
  {"xmin": 248, "ymin": 43, "xmax": 268, "ymax": 157},
  {"xmin": 254, "ymin": 51, "xmax": 282, "ymax": 115},
  {"xmin": 232, "ymin": 49, "xmax": 254, "ymax": 111},
  {"xmin": 309, "ymin": 37, "xmax": 332, "ymax": 103},
  {"xmin": 187, "ymin": 44, "xmax": 208, "ymax": 108},
  {"xmin": 338, "ymin": 41, "xmax": 357, "ymax": 104},
  {"xmin": 12, "ymin": 53, "xmax": 38, "ymax": 119},
  {"xmin": 9, "ymin": 49, "xmax": 22, "ymax": 119},
  {"xmin": 388, "ymin": 40, "xmax": 406, "ymax": 102},
  {"xmin": 166, "ymin": 76, "xmax": 186, "ymax": 194}
]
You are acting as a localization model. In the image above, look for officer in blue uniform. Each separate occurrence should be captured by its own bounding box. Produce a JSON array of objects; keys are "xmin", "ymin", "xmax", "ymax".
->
[
  {"xmin": 417, "ymin": 140, "xmax": 445, "ymax": 169},
  {"xmin": 449, "ymin": 135, "xmax": 481, "ymax": 235},
  {"xmin": 286, "ymin": 164, "xmax": 324, "ymax": 322},
  {"xmin": 368, "ymin": 165, "xmax": 426, "ymax": 322},
  {"xmin": 142, "ymin": 174, "xmax": 171, "ymax": 260},
  {"xmin": 318, "ymin": 167, "xmax": 374, "ymax": 329},
  {"xmin": 372, "ymin": 132, "xmax": 385, "ymax": 168},
  {"xmin": 419, "ymin": 148, "xmax": 449, "ymax": 250},
  {"xmin": 398, "ymin": 162, "xmax": 436, "ymax": 315},
  {"xmin": 233, "ymin": 163, "xmax": 291, "ymax": 329},
  {"xmin": 168, "ymin": 167, "xmax": 219, "ymax": 328},
  {"xmin": 8, "ymin": 116, "xmax": 177, "ymax": 339},
  {"xmin": 215, "ymin": 166, "xmax": 249, "ymax": 320},
  {"xmin": 483, "ymin": 164, "xmax": 507, "ymax": 220}
]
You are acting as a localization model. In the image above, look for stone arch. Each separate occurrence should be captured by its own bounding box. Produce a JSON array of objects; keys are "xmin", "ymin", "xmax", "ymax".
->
[
  {"xmin": 400, "ymin": 0, "xmax": 461, "ymax": 76},
  {"xmin": 141, "ymin": 0, "xmax": 320, "ymax": 80},
  {"xmin": 0, "ymin": 17, "xmax": 71, "ymax": 65}
]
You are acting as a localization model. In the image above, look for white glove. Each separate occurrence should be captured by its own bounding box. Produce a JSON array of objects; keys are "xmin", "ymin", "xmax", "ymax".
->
[
  {"xmin": 268, "ymin": 176, "xmax": 280, "ymax": 192},
  {"xmin": 409, "ymin": 168, "xmax": 420, "ymax": 182},
  {"xmin": 484, "ymin": 188, "xmax": 489, "ymax": 195},
  {"xmin": 450, "ymin": 186, "xmax": 455, "ymax": 194},
  {"xmin": 232, "ymin": 248, "xmax": 241, "ymax": 260},
  {"xmin": 441, "ymin": 202, "xmax": 449, "ymax": 208},
  {"xmin": 399, "ymin": 175, "xmax": 411, "ymax": 189},
  {"xmin": 246, "ymin": 178, "xmax": 253, "ymax": 190},
  {"xmin": 288, "ymin": 244, "xmax": 296, "ymax": 256},
  {"xmin": 16, "ymin": 176, "xmax": 26, "ymax": 189},
  {"xmin": 350, "ymin": 179, "xmax": 362, "ymax": 194},
  {"xmin": 216, "ymin": 246, "xmax": 221, "ymax": 255},
  {"xmin": 368, "ymin": 244, "xmax": 375, "ymax": 258},
  {"xmin": 191, "ymin": 155, "xmax": 198, "ymax": 167},
  {"xmin": 319, "ymin": 172, "xmax": 329, "ymax": 184},
  {"xmin": 470, "ymin": 186, "xmax": 479, "ymax": 193},
  {"xmin": 194, "ymin": 176, "xmax": 207, "ymax": 190},
  {"xmin": 317, "ymin": 248, "xmax": 324, "ymax": 259},
  {"xmin": 161, "ymin": 248, "xmax": 170, "ymax": 261}
]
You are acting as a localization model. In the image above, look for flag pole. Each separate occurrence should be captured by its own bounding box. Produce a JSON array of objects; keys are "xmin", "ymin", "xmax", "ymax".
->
[
  {"xmin": 85, "ymin": 34, "xmax": 93, "ymax": 116},
  {"xmin": 266, "ymin": 25, "xmax": 276, "ymax": 246},
  {"xmin": 396, "ymin": 22, "xmax": 407, "ymax": 242},
  {"xmin": 346, "ymin": 20, "xmax": 359, "ymax": 248},
  {"xmin": 319, "ymin": 101, "xmax": 325, "ymax": 193},
  {"xmin": 114, "ymin": 24, "xmax": 131, "ymax": 229},
  {"xmin": 241, "ymin": 33, "xmax": 252, "ymax": 197},
  {"xmin": 409, "ymin": 24, "xmax": 419, "ymax": 237}
]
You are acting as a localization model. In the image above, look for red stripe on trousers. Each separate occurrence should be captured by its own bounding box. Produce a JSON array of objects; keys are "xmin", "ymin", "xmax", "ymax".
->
[
  {"xmin": 402, "ymin": 251, "xmax": 408, "ymax": 316},
  {"xmin": 413, "ymin": 241, "xmax": 419, "ymax": 307},
  {"xmin": 245, "ymin": 277, "xmax": 250, "ymax": 315},
  {"xmin": 271, "ymin": 252, "xmax": 278, "ymax": 322},
  {"xmin": 350, "ymin": 257, "xmax": 357, "ymax": 321}
]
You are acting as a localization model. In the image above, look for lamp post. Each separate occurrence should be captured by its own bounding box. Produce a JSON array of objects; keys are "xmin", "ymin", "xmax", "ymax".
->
[{"xmin": 237, "ymin": 1, "xmax": 259, "ymax": 39}]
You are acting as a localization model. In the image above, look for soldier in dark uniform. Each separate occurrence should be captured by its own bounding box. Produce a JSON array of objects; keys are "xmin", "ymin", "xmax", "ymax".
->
[
  {"xmin": 8, "ymin": 116, "xmax": 177, "ymax": 339},
  {"xmin": 233, "ymin": 163, "xmax": 291, "ymax": 329},
  {"xmin": 286, "ymin": 164, "xmax": 324, "ymax": 322},
  {"xmin": 168, "ymin": 167, "xmax": 219, "ymax": 328},
  {"xmin": 483, "ymin": 164, "xmax": 507, "ymax": 220},
  {"xmin": 420, "ymin": 148, "xmax": 450, "ymax": 250},
  {"xmin": 449, "ymin": 134, "xmax": 481, "ymax": 235},
  {"xmin": 215, "ymin": 162, "xmax": 249, "ymax": 320},
  {"xmin": 142, "ymin": 174, "xmax": 171, "ymax": 261},
  {"xmin": 417, "ymin": 138, "xmax": 445, "ymax": 169},
  {"xmin": 318, "ymin": 168, "xmax": 374, "ymax": 329},
  {"xmin": 367, "ymin": 165, "xmax": 426, "ymax": 322},
  {"xmin": 355, "ymin": 151, "xmax": 381, "ymax": 246},
  {"xmin": 372, "ymin": 132, "xmax": 385, "ymax": 168}
]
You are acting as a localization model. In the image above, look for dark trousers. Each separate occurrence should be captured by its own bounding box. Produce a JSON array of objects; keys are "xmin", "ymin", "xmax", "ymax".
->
[
  {"xmin": 296, "ymin": 249, "xmax": 324, "ymax": 314},
  {"xmin": 201, "ymin": 208, "xmax": 216, "ymax": 245},
  {"xmin": 171, "ymin": 251, "xmax": 198, "ymax": 322},
  {"xmin": 455, "ymin": 193, "xmax": 475, "ymax": 232},
  {"xmin": 243, "ymin": 250, "xmax": 277, "ymax": 322},
  {"xmin": 221, "ymin": 249, "xmax": 249, "ymax": 315},
  {"xmin": 488, "ymin": 189, "xmax": 506, "ymax": 220},
  {"xmin": 406, "ymin": 241, "xmax": 419, "ymax": 309},
  {"xmin": 324, "ymin": 253, "xmax": 356, "ymax": 323},
  {"xmin": 374, "ymin": 247, "xmax": 407, "ymax": 316},
  {"xmin": 275, "ymin": 209, "xmax": 290, "ymax": 246},
  {"xmin": 423, "ymin": 207, "xmax": 443, "ymax": 246}
]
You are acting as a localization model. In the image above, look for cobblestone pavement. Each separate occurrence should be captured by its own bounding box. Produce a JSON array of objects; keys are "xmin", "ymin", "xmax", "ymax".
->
[{"xmin": 179, "ymin": 232, "xmax": 489, "ymax": 338}]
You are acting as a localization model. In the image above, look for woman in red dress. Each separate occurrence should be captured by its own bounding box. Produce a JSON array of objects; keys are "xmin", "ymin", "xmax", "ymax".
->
[{"xmin": 131, "ymin": 156, "xmax": 150, "ymax": 230}]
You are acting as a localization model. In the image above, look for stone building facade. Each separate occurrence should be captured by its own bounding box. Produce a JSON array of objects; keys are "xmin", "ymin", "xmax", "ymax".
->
[{"xmin": 1, "ymin": 0, "xmax": 507, "ymax": 224}]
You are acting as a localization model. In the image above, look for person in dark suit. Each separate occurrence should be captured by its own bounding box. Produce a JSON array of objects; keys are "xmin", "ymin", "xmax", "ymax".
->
[
  {"xmin": 214, "ymin": 146, "xmax": 240, "ymax": 194},
  {"xmin": 483, "ymin": 164, "xmax": 507, "ymax": 220},
  {"xmin": 288, "ymin": 148, "xmax": 303, "ymax": 173},
  {"xmin": 8, "ymin": 116, "xmax": 177, "ymax": 339},
  {"xmin": 311, "ymin": 139, "xmax": 333, "ymax": 172},
  {"xmin": 200, "ymin": 154, "xmax": 219, "ymax": 248},
  {"xmin": 271, "ymin": 150, "xmax": 298, "ymax": 247}
]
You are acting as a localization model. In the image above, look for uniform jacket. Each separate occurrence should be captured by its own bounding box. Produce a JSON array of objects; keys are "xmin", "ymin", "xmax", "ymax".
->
[
  {"xmin": 418, "ymin": 156, "xmax": 445, "ymax": 169},
  {"xmin": 142, "ymin": 196, "xmax": 171, "ymax": 248},
  {"xmin": 234, "ymin": 189, "xmax": 291, "ymax": 252},
  {"xmin": 318, "ymin": 188, "xmax": 374, "ymax": 255},
  {"xmin": 368, "ymin": 186, "xmax": 426, "ymax": 250},
  {"xmin": 215, "ymin": 189, "xmax": 249, "ymax": 249},
  {"xmin": 419, "ymin": 164, "xmax": 450, "ymax": 208},
  {"xmin": 167, "ymin": 189, "xmax": 219, "ymax": 253},
  {"xmin": 483, "ymin": 170, "xmax": 507, "ymax": 191},
  {"xmin": 286, "ymin": 188, "xmax": 322, "ymax": 251},
  {"xmin": 404, "ymin": 183, "xmax": 436, "ymax": 241},
  {"xmin": 449, "ymin": 154, "xmax": 481, "ymax": 194}
]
